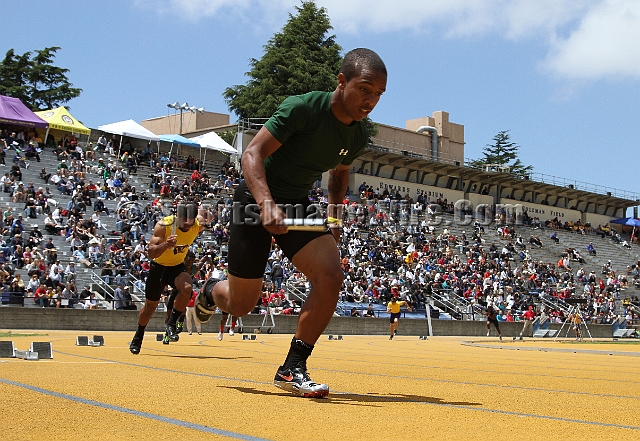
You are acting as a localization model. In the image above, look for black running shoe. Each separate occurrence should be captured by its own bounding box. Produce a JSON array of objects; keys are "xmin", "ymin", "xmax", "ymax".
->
[
  {"xmin": 165, "ymin": 322, "xmax": 179, "ymax": 342},
  {"xmin": 176, "ymin": 315, "xmax": 185, "ymax": 334},
  {"xmin": 162, "ymin": 333, "xmax": 170, "ymax": 345},
  {"xmin": 394, "ymin": 329, "xmax": 397, "ymax": 335},
  {"xmin": 274, "ymin": 366, "xmax": 329, "ymax": 398},
  {"xmin": 130, "ymin": 335, "xmax": 142, "ymax": 354}
]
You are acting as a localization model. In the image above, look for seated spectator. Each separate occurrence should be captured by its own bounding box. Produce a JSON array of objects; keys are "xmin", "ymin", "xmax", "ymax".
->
[
  {"xmin": 33, "ymin": 283, "xmax": 49, "ymax": 307},
  {"xmin": 49, "ymin": 286, "xmax": 62, "ymax": 308},
  {"xmin": 46, "ymin": 266, "xmax": 63, "ymax": 289},
  {"xmin": 83, "ymin": 292, "xmax": 99, "ymax": 309},
  {"xmin": 364, "ymin": 303, "xmax": 376, "ymax": 317},
  {"xmin": 9, "ymin": 163, "xmax": 22, "ymax": 181},
  {"xmin": 1, "ymin": 173, "xmax": 13, "ymax": 193},
  {"xmin": 24, "ymin": 197, "xmax": 37, "ymax": 218},
  {"xmin": 586, "ymin": 242, "xmax": 596, "ymax": 256}
]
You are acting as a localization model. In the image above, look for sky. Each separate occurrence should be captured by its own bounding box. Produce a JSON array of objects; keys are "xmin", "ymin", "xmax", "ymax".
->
[{"xmin": 3, "ymin": 0, "xmax": 639, "ymax": 200}]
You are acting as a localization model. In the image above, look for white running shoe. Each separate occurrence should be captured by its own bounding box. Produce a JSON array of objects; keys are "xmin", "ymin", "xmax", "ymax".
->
[
  {"xmin": 487, "ymin": 331, "xmax": 490, "ymax": 336},
  {"xmin": 218, "ymin": 331, "xmax": 223, "ymax": 341},
  {"xmin": 274, "ymin": 366, "xmax": 329, "ymax": 398},
  {"xmin": 229, "ymin": 329, "xmax": 234, "ymax": 336}
]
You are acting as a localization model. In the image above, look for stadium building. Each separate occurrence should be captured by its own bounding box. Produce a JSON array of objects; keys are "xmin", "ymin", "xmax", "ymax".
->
[{"xmin": 143, "ymin": 109, "xmax": 639, "ymax": 226}]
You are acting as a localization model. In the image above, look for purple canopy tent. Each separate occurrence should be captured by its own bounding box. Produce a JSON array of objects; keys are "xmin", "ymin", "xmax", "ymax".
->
[{"xmin": 0, "ymin": 95, "xmax": 48, "ymax": 128}]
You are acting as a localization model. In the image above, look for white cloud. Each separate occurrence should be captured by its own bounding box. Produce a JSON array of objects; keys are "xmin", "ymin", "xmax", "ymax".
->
[
  {"xmin": 143, "ymin": 0, "xmax": 640, "ymax": 81},
  {"xmin": 543, "ymin": 0, "xmax": 640, "ymax": 80}
]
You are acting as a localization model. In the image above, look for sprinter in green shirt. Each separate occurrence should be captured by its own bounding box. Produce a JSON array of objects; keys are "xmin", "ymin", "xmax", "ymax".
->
[{"xmin": 197, "ymin": 48, "xmax": 387, "ymax": 397}]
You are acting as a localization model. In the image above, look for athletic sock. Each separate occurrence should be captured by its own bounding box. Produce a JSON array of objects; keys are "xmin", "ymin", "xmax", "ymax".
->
[
  {"xmin": 135, "ymin": 324, "xmax": 146, "ymax": 340},
  {"xmin": 167, "ymin": 309, "xmax": 183, "ymax": 325},
  {"xmin": 282, "ymin": 337, "xmax": 314, "ymax": 370}
]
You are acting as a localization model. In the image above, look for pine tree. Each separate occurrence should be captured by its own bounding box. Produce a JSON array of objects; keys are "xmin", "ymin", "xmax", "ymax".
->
[
  {"xmin": 223, "ymin": 1, "xmax": 342, "ymax": 119},
  {"xmin": 468, "ymin": 130, "xmax": 533, "ymax": 178}
]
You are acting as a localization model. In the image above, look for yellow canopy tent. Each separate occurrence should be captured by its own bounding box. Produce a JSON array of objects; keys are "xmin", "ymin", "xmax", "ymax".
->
[{"xmin": 35, "ymin": 106, "xmax": 91, "ymax": 147}]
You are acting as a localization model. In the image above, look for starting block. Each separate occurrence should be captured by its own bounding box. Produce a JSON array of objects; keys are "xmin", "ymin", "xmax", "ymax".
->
[
  {"xmin": 91, "ymin": 335, "xmax": 105, "ymax": 346},
  {"xmin": 76, "ymin": 336, "xmax": 89, "ymax": 346},
  {"xmin": 328, "ymin": 335, "xmax": 343, "ymax": 340},
  {"xmin": 15, "ymin": 350, "xmax": 39, "ymax": 360},
  {"xmin": 156, "ymin": 334, "xmax": 164, "ymax": 341},
  {"xmin": 419, "ymin": 336, "xmax": 428, "ymax": 340},
  {"xmin": 242, "ymin": 334, "xmax": 257, "ymax": 340},
  {"xmin": 30, "ymin": 342, "xmax": 52, "ymax": 359},
  {"xmin": 0, "ymin": 341, "xmax": 15, "ymax": 358}
]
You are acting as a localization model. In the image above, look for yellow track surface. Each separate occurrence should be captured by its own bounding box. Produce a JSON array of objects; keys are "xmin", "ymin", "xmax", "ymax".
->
[{"xmin": 1, "ymin": 330, "xmax": 639, "ymax": 440}]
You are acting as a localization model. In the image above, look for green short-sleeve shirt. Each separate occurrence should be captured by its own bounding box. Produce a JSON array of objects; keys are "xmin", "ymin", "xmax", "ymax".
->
[{"xmin": 263, "ymin": 91, "xmax": 366, "ymax": 199}]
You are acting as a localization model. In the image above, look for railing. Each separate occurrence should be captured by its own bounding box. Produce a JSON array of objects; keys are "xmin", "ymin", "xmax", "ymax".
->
[
  {"xmin": 285, "ymin": 281, "xmax": 309, "ymax": 305},
  {"xmin": 368, "ymin": 138, "xmax": 463, "ymax": 166},
  {"xmin": 364, "ymin": 135, "xmax": 639, "ymax": 201},
  {"xmin": 237, "ymin": 118, "xmax": 269, "ymax": 133},
  {"xmin": 89, "ymin": 272, "xmax": 116, "ymax": 309},
  {"xmin": 528, "ymin": 291, "xmax": 573, "ymax": 316},
  {"xmin": 464, "ymin": 159, "xmax": 640, "ymax": 201},
  {"xmin": 429, "ymin": 290, "xmax": 484, "ymax": 321}
]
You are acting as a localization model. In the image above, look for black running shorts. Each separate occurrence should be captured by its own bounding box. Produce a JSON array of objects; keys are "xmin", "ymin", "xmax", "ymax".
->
[
  {"xmin": 227, "ymin": 181, "xmax": 330, "ymax": 279},
  {"xmin": 145, "ymin": 261, "xmax": 188, "ymax": 302}
]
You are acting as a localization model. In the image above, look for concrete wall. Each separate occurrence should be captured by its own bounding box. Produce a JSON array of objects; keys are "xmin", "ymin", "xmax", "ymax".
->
[
  {"xmin": 141, "ymin": 112, "xmax": 230, "ymax": 135},
  {"xmin": 0, "ymin": 308, "xmax": 614, "ymax": 338},
  {"xmin": 404, "ymin": 111, "xmax": 465, "ymax": 162}
]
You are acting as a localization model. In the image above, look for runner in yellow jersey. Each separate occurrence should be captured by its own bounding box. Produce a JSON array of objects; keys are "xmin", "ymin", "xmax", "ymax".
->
[
  {"xmin": 130, "ymin": 203, "xmax": 211, "ymax": 354},
  {"xmin": 570, "ymin": 310, "xmax": 583, "ymax": 342},
  {"xmin": 386, "ymin": 297, "xmax": 412, "ymax": 340}
]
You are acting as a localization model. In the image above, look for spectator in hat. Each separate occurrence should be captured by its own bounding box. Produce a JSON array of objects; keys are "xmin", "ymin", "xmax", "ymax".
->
[
  {"xmin": 24, "ymin": 197, "xmax": 37, "ymax": 218},
  {"xmin": 30, "ymin": 225, "xmax": 43, "ymax": 243},
  {"xmin": 64, "ymin": 261, "xmax": 77, "ymax": 282},
  {"xmin": 11, "ymin": 182, "xmax": 25, "ymax": 203},
  {"xmin": 72, "ymin": 247, "xmax": 92, "ymax": 268},
  {"xmin": 46, "ymin": 266, "xmax": 63, "ymax": 289},
  {"xmin": 25, "ymin": 141, "xmax": 40, "ymax": 162}
]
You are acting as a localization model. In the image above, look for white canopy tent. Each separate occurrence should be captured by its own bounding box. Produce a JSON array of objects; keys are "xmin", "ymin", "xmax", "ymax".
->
[
  {"xmin": 97, "ymin": 119, "xmax": 160, "ymax": 156},
  {"xmin": 97, "ymin": 119, "xmax": 160, "ymax": 141},
  {"xmin": 190, "ymin": 131, "xmax": 237, "ymax": 170},
  {"xmin": 191, "ymin": 131, "xmax": 237, "ymax": 155}
]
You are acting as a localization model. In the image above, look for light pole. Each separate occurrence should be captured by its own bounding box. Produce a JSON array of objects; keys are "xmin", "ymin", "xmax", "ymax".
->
[{"xmin": 167, "ymin": 102, "xmax": 205, "ymax": 134}]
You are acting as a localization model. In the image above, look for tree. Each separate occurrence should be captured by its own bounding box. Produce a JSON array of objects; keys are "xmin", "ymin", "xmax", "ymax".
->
[
  {"xmin": 0, "ymin": 46, "xmax": 81, "ymax": 111},
  {"xmin": 0, "ymin": 49, "xmax": 32, "ymax": 104},
  {"xmin": 223, "ymin": 1, "xmax": 342, "ymax": 119},
  {"xmin": 468, "ymin": 130, "xmax": 533, "ymax": 178},
  {"xmin": 217, "ymin": 128, "xmax": 237, "ymax": 146}
]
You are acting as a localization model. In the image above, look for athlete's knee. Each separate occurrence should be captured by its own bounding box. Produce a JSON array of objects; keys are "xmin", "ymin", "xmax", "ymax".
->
[
  {"xmin": 309, "ymin": 267, "xmax": 343, "ymax": 292},
  {"xmin": 226, "ymin": 297, "xmax": 258, "ymax": 316},
  {"xmin": 223, "ymin": 286, "xmax": 260, "ymax": 316}
]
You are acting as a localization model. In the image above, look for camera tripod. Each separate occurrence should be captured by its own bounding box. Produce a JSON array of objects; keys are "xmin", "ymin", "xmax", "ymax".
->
[{"xmin": 555, "ymin": 301, "xmax": 593, "ymax": 342}]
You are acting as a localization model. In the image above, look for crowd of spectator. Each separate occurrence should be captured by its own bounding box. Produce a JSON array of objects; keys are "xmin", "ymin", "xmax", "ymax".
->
[{"xmin": 1, "ymin": 125, "xmax": 639, "ymax": 328}]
